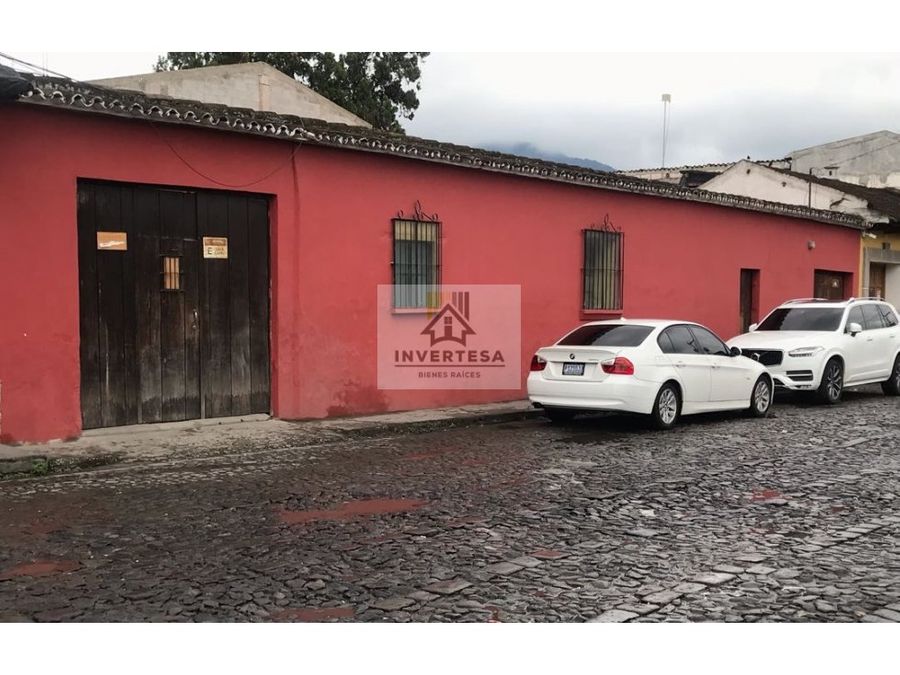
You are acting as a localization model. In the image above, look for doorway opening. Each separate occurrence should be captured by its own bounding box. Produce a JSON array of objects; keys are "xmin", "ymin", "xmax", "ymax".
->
[
  {"xmin": 77, "ymin": 180, "xmax": 271, "ymax": 429},
  {"xmin": 739, "ymin": 269, "xmax": 760, "ymax": 333}
]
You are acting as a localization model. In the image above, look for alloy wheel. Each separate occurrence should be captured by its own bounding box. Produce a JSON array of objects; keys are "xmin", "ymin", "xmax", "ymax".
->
[
  {"xmin": 754, "ymin": 380, "xmax": 771, "ymax": 414},
  {"xmin": 825, "ymin": 362, "xmax": 843, "ymax": 401},
  {"xmin": 659, "ymin": 388, "xmax": 678, "ymax": 425}
]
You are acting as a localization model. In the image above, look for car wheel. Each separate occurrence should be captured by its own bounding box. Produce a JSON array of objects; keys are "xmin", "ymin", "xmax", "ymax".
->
[
  {"xmin": 882, "ymin": 355, "xmax": 900, "ymax": 396},
  {"xmin": 748, "ymin": 376, "xmax": 772, "ymax": 418},
  {"xmin": 650, "ymin": 382, "xmax": 680, "ymax": 430},
  {"xmin": 816, "ymin": 358, "xmax": 844, "ymax": 404},
  {"xmin": 545, "ymin": 408, "xmax": 576, "ymax": 424}
]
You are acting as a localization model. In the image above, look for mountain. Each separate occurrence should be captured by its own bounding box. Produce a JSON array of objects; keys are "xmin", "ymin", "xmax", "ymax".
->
[{"xmin": 483, "ymin": 141, "xmax": 615, "ymax": 172}]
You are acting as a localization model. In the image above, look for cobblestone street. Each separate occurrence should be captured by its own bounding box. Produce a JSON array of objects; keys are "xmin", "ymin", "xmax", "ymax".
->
[{"xmin": 1, "ymin": 388, "xmax": 899, "ymax": 623}]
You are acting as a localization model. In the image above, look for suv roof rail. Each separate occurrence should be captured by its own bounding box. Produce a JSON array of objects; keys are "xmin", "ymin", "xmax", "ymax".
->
[
  {"xmin": 782, "ymin": 297, "xmax": 833, "ymax": 304},
  {"xmin": 847, "ymin": 296, "xmax": 884, "ymax": 303}
]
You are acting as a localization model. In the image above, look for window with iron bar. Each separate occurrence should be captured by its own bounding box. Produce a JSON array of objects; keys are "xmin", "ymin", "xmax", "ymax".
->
[
  {"xmin": 161, "ymin": 255, "xmax": 183, "ymax": 292},
  {"xmin": 582, "ymin": 229, "xmax": 624, "ymax": 310},
  {"xmin": 392, "ymin": 219, "xmax": 441, "ymax": 309}
]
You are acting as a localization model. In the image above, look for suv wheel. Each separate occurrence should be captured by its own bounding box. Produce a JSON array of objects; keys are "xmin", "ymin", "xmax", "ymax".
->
[
  {"xmin": 882, "ymin": 355, "xmax": 900, "ymax": 396},
  {"xmin": 817, "ymin": 358, "xmax": 844, "ymax": 404},
  {"xmin": 748, "ymin": 376, "xmax": 773, "ymax": 418}
]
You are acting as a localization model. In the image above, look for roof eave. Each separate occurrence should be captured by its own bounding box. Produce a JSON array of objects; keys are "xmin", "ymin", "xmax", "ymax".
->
[{"xmin": 14, "ymin": 76, "xmax": 867, "ymax": 231}]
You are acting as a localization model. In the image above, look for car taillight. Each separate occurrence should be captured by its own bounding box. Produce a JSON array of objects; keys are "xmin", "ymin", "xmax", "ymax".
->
[
  {"xmin": 530, "ymin": 355, "xmax": 547, "ymax": 372},
  {"xmin": 601, "ymin": 356, "xmax": 634, "ymax": 375}
]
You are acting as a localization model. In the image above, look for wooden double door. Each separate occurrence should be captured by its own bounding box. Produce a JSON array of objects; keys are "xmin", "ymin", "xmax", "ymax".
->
[
  {"xmin": 814, "ymin": 270, "xmax": 849, "ymax": 301},
  {"xmin": 77, "ymin": 181, "xmax": 270, "ymax": 429}
]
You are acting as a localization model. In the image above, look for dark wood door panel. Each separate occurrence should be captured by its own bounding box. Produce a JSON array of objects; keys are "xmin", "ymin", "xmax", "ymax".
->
[
  {"xmin": 814, "ymin": 270, "xmax": 849, "ymax": 301},
  {"xmin": 227, "ymin": 194, "xmax": 253, "ymax": 416},
  {"xmin": 198, "ymin": 191, "xmax": 233, "ymax": 419},
  {"xmin": 78, "ymin": 181, "xmax": 270, "ymax": 429},
  {"xmin": 77, "ymin": 185, "xmax": 102, "ymax": 429},
  {"xmin": 247, "ymin": 197, "xmax": 271, "ymax": 414},
  {"xmin": 133, "ymin": 188, "xmax": 162, "ymax": 424}
]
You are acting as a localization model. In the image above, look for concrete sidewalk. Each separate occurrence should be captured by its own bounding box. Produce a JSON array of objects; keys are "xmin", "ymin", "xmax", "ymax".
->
[{"xmin": 0, "ymin": 400, "xmax": 537, "ymax": 477}]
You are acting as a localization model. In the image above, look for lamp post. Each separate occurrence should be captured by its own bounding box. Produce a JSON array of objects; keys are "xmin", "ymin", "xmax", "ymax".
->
[{"xmin": 661, "ymin": 94, "xmax": 671, "ymax": 168}]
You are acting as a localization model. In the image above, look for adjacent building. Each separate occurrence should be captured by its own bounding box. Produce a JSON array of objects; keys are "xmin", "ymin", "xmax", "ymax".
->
[
  {"xmin": 701, "ymin": 161, "xmax": 900, "ymax": 304},
  {"xmin": 622, "ymin": 131, "xmax": 900, "ymax": 301},
  {"xmin": 90, "ymin": 61, "xmax": 371, "ymax": 128},
  {"xmin": 617, "ymin": 130, "xmax": 900, "ymax": 189},
  {"xmin": 0, "ymin": 71, "xmax": 866, "ymax": 443}
]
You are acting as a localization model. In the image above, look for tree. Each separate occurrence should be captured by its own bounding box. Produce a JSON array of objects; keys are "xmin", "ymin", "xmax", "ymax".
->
[{"xmin": 155, "ymin": 52, "xmax": 428, "ymax": 132}]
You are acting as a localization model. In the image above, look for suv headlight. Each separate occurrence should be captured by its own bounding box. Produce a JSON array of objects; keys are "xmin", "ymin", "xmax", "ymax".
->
[{"xmin": 788, "ymin": 346, "xmax": 824, "ymax": 358}]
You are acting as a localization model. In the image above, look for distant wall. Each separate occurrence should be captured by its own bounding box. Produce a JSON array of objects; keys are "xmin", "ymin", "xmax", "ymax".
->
[
  {"xmin": 702, "ymin": 162, "xmax": 878, "ymax": 220},
  {"xmin": 792, "ymin": 134, "xmax": 900, "ymax": 189},
  {"xmin": 93, "ymin": 64, "xmax": 370, "ymax": 128}
]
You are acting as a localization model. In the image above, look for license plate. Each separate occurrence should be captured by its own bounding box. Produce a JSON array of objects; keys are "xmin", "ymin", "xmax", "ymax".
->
[{"xmin": 562, "ymin": 362, "xmax": 585, "ymax": 376}]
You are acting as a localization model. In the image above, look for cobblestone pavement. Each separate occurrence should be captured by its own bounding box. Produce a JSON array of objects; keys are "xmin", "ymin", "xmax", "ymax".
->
[{"xmin": 1, "ymin": 388, "xmax": 899, "ymax": 622}]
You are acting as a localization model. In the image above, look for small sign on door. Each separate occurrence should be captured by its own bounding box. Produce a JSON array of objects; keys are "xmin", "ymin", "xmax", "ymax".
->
[
  {"xmin": 97, "ymin": 231, "xmax": 127, "ymax": 251},
  {"xmin": 203, "ymin": 237, "xmax": 228, "ymax": 259}
]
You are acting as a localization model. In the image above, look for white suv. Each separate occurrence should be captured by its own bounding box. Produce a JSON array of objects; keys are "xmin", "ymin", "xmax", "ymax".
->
[{"xmin": 728, "ymin": 298, "xmax": 900, "ymax": 404}]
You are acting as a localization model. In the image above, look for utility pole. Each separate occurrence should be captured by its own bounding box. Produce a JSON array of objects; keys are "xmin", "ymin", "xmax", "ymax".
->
[
  {"xmin": 808, "ymin": 168, "xmax": 813, "ymax": 208},
  {"xmin": 661, "ymin": 93, "xmax": 671, "ymax": 168}
]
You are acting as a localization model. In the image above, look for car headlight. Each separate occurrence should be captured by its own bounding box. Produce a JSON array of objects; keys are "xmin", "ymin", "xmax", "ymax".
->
[{"xmin": 788, "ymin": 346, "xmax": 824, "ymax": 358}]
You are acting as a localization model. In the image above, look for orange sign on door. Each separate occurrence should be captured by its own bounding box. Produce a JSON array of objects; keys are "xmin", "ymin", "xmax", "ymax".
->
[
  {"xmin": 96, "ymin": 231, "xmax": 127, "ymax": 251},
  {"xmin": 202, "ymin": 236, "xmax": 228, "ymax": 259}
]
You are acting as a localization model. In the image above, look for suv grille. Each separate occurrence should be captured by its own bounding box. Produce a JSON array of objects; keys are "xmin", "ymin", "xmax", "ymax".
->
[{"xmin": 743, "ymin": 349, "xmax": 783, "ymax": 366}]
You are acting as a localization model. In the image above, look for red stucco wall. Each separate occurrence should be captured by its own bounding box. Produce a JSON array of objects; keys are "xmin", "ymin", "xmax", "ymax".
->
[{"xmin": 0, "ymin": 103, "xmax": 861, "ymax": 442}]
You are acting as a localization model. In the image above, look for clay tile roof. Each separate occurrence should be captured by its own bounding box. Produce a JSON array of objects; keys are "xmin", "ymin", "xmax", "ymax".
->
[
  {"xmin": 13, "ymin": 74, "xmax": 868, "ymax": 231},
  {"xmin": 775, "ymin": 168, "xmax": 900, "ymax": 223},
  {"xmin": 616, "ymin": 158, "xmax": 789, "ymax": 174}
]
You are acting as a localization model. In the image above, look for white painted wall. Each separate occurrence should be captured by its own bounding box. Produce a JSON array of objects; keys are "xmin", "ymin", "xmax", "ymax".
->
[
  {"xmin": 886, "ymin": 265, "xmax": 900, "ymax": 307},
  {"xmin": 700, "ymin": 160, "xmax": 886, "ymax": 221},
  {"xmin": 619, "ymin": 159, "xmax": 790, "ymax": 184},
  {"xmin": 91, "ymin": 62, "xmax": 370, "ymax": 128},
  {"xmin": 790, "ymin": 130, "xmax": 900, "ymax": 189}
]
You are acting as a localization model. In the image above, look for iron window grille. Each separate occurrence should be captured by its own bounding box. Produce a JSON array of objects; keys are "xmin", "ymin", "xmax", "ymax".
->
[
  {"xmin": 161, "ymin": 255, "xmax": 183, "ymax": 292},
  {"xmin": 392, "ymin": 216, "xmax": 441, "ymax": 309},
  {"xmin": 582, "ymin": 227, "xmax": 624, "ymax": 311}
]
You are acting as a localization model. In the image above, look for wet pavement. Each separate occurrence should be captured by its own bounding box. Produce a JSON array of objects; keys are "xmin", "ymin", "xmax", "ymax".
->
[{"xmin": 1, "ymin": 388, "xmax": 899, "ymax": 622}]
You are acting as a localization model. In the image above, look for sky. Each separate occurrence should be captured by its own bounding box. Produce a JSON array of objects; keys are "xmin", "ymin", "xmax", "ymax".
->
[{"xmin": 5, "ymin": 51, "xmax": 900, "ymax": 170}]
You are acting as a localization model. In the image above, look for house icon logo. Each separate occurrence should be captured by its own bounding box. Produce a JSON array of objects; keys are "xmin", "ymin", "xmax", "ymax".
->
[{"xmin": 421, "ymin": 291, "xmax": 476, "ymax": 346}]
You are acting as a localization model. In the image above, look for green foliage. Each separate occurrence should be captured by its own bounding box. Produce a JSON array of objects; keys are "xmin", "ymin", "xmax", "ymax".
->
[{"xmin": 154, "ymin": 52, "xmax": 429, "ymax": 132}]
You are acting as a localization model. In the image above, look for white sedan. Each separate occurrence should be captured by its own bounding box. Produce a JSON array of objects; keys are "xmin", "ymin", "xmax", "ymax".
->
[{"xmin": 527, "ymin": 319, "xmax": 774, "ymax": 429}]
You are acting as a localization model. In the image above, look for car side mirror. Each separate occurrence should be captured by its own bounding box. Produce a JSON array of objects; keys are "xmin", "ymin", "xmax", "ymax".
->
[
  {"xmin": 730, "ymin": 346, "xmax": 742, "ymax": 357},
  {"xmin": 847, "ymin": 322, "xmax": 863, "ymax": 336},
  {"xmin": 748, "ymin": 323, "xmax": 758, "ymax": 332}
]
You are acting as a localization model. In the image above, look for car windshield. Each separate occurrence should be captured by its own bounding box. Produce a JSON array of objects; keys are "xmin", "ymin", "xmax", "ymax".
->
[
  {"xmin": 756, "ymin": 307, "xmax": 844, "ymax": 331},
  {"xmin": 558, "ymin": 324, "xmax": 654, "ymax": 346}
]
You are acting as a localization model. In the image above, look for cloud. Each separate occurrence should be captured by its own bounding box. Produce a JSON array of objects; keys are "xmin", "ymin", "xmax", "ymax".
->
[{"xmin": 406, "ymin": 53, "xmax": 900, "ymax": 169}]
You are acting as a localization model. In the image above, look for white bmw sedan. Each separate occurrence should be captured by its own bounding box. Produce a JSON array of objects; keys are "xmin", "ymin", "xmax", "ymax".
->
[{"xmin": 527, "ymin": 320, "xmax": 774, "ymax": 429}]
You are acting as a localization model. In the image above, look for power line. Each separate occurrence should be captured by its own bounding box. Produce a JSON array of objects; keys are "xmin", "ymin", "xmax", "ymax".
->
[
  {"xmin": 816, "ymin": 136, "xmax": 900, "ymax": 169},
  {"xmin": 149, "ymin": 121, "xmax": 301, "ymax": 188},
  {"xmin": 0, "ymin": 52, "xmax": 73, "ymax": 80}
]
